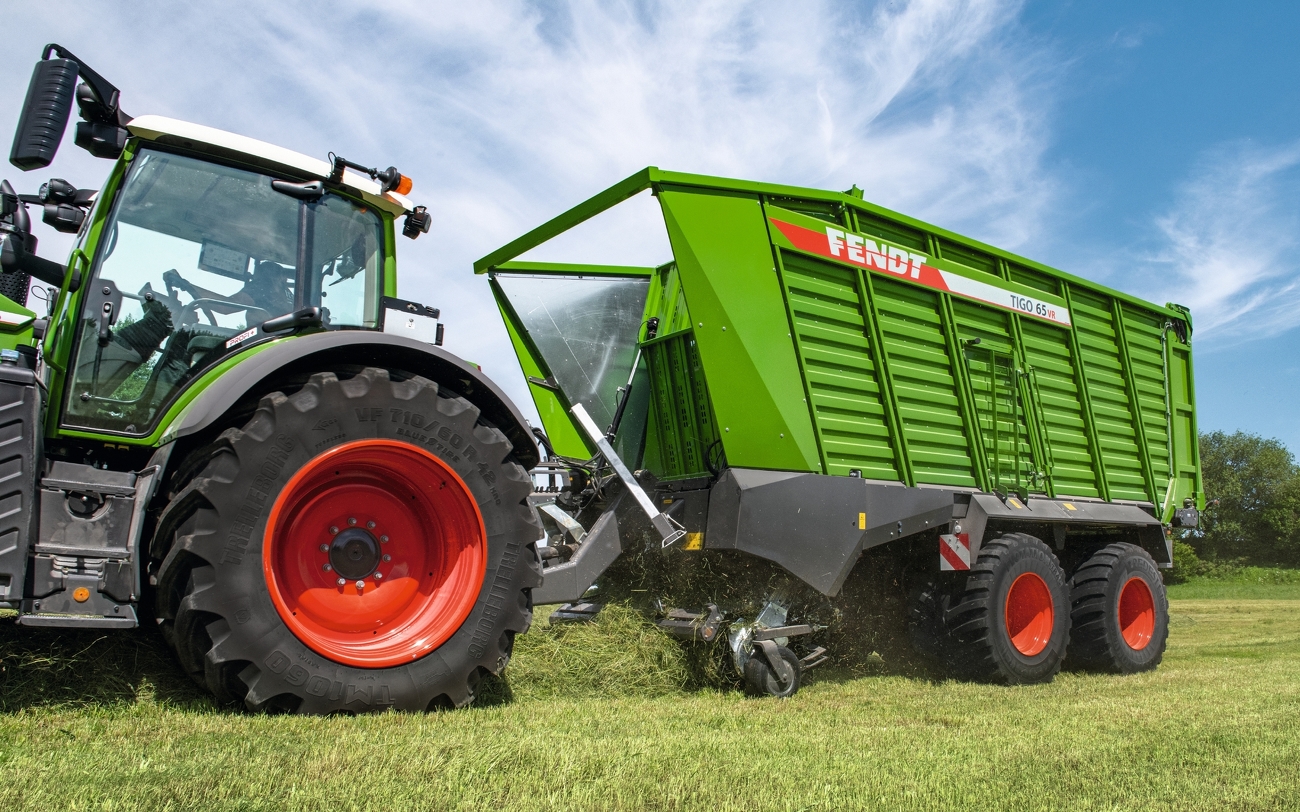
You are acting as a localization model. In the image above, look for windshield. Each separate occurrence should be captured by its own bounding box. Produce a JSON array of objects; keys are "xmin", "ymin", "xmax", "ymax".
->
[
  {"xmin": 64, "ymin": 148, "xmax": 384, "ymax": 434},
  {"xmin": 494, "ymin": 273, "xmax": 651, "ymax": 462}
]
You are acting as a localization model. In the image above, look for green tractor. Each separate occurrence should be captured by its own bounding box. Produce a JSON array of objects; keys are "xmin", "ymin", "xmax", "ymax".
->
[{"xmin": 0, "ymin": 45, "xmax": 543, "ymax": 712}]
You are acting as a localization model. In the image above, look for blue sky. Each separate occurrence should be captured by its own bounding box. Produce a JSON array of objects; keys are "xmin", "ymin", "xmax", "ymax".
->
[{"xmin": 4, "ymin": 1, "xmax": 1298, "ymax": 453}]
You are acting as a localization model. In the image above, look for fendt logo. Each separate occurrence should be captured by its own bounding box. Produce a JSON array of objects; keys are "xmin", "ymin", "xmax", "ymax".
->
[
  {"xmin": 825, "ymin": 227, "xmax": 928, "ymax": 280},
  {"xmin": 769, "ymin": 217, "xmax": 1073, "ymax": 329}
]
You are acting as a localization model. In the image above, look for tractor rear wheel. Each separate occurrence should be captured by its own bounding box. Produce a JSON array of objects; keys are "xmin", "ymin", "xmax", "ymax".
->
[
  {"xmin": 153, "ymin": 368, "xmax": 542, "ymax": 713},
  {"xmin": 910, "ymin": 533, "xmax": 1070, "ymax": 684},
  {"xmin": 1065, "ymin": 543, "xmax": 1168, "ymax": 673}
]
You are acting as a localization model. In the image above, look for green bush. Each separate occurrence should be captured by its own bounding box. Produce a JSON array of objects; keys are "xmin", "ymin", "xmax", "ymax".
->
[
  {"xmin": 1196, "ymin": 431, "xmax": 1300, "ymax": 567},
  {"xmin": 1167, "ymin": 540, "xmax": 1210, "ymax": 583}
]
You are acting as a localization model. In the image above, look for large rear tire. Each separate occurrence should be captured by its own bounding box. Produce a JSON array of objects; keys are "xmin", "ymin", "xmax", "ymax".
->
[
  {"xmin": 910, "ymin": 533, "xmax": 1070, "ymax": 684},
  {"xmin": 1065, "ymin": 543, "xmax": 1168, "ymax": 673},
  {"xmin": 152, "ymin": 368, "xmax": 542, "ymax": 713}
]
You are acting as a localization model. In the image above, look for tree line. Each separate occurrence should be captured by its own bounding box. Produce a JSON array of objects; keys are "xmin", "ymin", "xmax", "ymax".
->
[{"xmin": 1188, "ymin": 431, "xmax": 1300, "ymax": 568}]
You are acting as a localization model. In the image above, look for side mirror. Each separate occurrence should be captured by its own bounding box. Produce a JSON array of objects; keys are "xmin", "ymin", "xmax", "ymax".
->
[
  {"xmin": 9, "ymin": 57, "xmax": 79, "ymax": 171},
  {"xmin": 72, "ymin": 84, "xmax": 127, "ymax": 160}
]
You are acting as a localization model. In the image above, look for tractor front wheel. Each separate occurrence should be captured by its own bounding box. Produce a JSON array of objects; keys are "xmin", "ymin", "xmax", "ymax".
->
[{"xmin": 153, "ymin": 368, "xmax": 542, "ymax": 713}]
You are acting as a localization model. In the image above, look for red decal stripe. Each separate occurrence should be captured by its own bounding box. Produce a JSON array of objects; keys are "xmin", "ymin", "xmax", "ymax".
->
[
  {"xmin": 769, "ymin": 217, "xmax": 1072, "ymax": 328},
  {"xmin": 939, "ymin": 537, "xmax": 968, "ymax": 570}
]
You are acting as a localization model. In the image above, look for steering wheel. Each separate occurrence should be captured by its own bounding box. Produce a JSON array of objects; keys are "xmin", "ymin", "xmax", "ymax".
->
[{"xmin": 162, "ymin": 268, "xmax": 221, "ymax": 326}]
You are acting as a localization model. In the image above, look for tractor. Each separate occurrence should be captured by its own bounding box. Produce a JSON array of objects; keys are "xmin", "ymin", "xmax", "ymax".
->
[{"xmin": 0, "ymin": 44, "xmax": 543, "ymax": 713}]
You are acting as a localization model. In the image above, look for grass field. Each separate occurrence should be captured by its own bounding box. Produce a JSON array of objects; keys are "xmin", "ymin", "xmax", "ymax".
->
[{"xmin": 0, "ymin": 581, "xmax": 1297, "ymax": 811}]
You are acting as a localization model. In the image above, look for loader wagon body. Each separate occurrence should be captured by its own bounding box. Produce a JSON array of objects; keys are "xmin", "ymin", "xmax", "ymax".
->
[{"xmin": 482, "ymin": 167, "xmax": 1201, "ymax": 690}]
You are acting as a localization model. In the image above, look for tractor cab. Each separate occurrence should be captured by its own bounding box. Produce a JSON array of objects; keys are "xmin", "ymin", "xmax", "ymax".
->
[{"xmin": 57, "ymin": 116, "xmax": 413, "ymax": 435}]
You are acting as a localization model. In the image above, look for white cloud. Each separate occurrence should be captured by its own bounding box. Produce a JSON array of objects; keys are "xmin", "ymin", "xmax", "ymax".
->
[
  {"xmin": 4, "ymin": 0, "xmax": 1060, "ymax": 421},
  {"xmin": 1141, "ymin": 141, "xmax": 1300, "ymax": 344}
]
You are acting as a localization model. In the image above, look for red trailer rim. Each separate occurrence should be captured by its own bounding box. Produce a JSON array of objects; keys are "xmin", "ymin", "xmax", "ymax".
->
[
  {"xmin": 1118, "ymin": 576, "xmax": 1156, "ymax": 651},
  {"xmin": 1004, "ymin": 572, "xmax": 1054, "ymax": 657},
  {"xmin": 262, "ymin": 439, "xmax": 486, "ymax": 668}
]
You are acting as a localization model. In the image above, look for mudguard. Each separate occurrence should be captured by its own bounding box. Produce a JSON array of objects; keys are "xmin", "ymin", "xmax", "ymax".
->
[{"xmin": 161, "ymin": 331, "xmax": 539, "ymax": 469}]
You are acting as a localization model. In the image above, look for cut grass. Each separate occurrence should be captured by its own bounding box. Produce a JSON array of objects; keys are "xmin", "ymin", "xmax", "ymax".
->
[{"xmin": 0, "ymin": 582, "xmax": 1296, "ymax": 810}]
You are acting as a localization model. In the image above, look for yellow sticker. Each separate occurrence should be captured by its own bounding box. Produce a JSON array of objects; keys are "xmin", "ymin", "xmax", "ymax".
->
[
  {"xmin": 858, "ymin": 512, "xmax": 866, "ymax": 530},
  {"xmin": 683, "ymin": 532, "xmax": 704, "ymax": 551},
  {"xmin": 1008, "ymin": 498, "xmax": 1024, "ymax": 509},
  {"xmin": 1062, "ymin": 502, "xmax": 1077, "ymax": 511}
]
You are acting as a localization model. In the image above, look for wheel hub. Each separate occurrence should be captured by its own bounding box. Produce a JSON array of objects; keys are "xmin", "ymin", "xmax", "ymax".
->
[
  {"xmin": 262, "ymin": 439, "xmax": 488, "ymax": 668},
  {"xmin": 330, "ymin": 527, "xmax": 380, "ymax": 579},
  {"xmin": 1118, "ymin": 576, "xmax": 1155, "ymax": 650},
  {"xmin": 1004, "ymin": 571, "xmax": 1054, "ymax": 657}
]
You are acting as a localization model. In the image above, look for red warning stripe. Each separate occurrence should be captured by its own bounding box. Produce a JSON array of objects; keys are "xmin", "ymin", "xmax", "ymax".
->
[
  {"xmin": 939, "ymin": 538, "xmax": 966, "ymax": 570},
  {"xmin": 769, "ymin": 217, "xmax": 1072, "ymax": 328}
]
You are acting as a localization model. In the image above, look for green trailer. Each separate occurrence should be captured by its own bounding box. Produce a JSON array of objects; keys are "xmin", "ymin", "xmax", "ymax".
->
[{"xmin": 481, "ymin": 167, "xmax": 1203, "ymax": 693}]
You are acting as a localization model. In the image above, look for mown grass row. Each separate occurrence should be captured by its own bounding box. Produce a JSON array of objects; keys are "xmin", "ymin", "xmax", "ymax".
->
[{"xmin": 0, "ymin": 583, "xmax": 1295, "ymax": 810}]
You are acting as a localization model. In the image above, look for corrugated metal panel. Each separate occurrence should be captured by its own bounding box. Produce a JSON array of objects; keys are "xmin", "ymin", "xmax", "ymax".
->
[
  {"xmin": 951, "ymin": 300, "xmax": 1039, "ymax": 493},
  {"xmin": 1167, "ymin": 338, "xmax": 1200, "ymax": 513},
  {"xmin": 642, "ymin": 263, "xmax": 721, "ymax": 480},
  {"xmin": 872, "ymin": 277, "xmax": 978, "ymax": 487},
  {"xmin": 1020, "ymin": 318, "xmax": 1101, "ymax": 497},
  {"xmin": 1069, "ymin": 287, "xmax": 1149, "ymax": 501},
  {"xmin": 644, "ymin": 333, "xmax": 718, "ymax": 479},
  {"xmin": 1121, "ymin": 305, "xmax": 1173, "ymax": 491},
  {"xmin": 937, "ymin": 239, "xmax": 999, "ymax": 279},
  {"xmin": 780, "ymin": 251, "xmax": 898, "ymax": 479}
]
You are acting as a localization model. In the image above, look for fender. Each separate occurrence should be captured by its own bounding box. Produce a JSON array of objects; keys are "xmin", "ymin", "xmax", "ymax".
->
[{"xmin": 161, "ymin": 331, "xmax": 539, "ymax": 469}]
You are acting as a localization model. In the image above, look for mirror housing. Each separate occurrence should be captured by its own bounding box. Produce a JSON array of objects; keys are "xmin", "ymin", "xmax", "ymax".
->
[
  {"xmin": 9, "ymin": 57, "xmax": 79, "ymax": 171},
  {"xmin": 9, "ymin": 45, "xmax": 130, "ymax": 171},
  {"xmin": 73, "ymin": 120, "xmax": 128, "ymax": 160}
]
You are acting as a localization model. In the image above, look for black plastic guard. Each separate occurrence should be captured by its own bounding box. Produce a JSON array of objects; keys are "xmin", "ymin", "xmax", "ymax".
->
[
  {"xmin": 0, "ymin": 364, "xmax": 41, "ymax": 606},
  {"xmin": 704, "ymin": 469, "xmax": 957, "ymax": 596}
]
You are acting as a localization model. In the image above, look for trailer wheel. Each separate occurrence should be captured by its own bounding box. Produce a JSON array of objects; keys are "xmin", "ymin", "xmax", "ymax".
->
[
  {"xmin": 1065, "ymin": 543, "xmax": 1168, "ymax": 673},
  {"xmin": 743, "ymin": 645, "xmax": 801, "ymax": 698},
  {"xmin": 912, "ymin": 533, "xmax": 1070, "ymax": 684},
  {"xmin": 152, "ymin": 368, "xmax": 542, "ymax": 713}
]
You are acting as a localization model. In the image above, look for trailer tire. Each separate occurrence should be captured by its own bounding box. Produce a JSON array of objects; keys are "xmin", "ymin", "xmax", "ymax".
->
[
  {"xmin": 912, "ymin": 533, "xmax": 1070, "ymax": 685},
  {"xmin": 1065, "ymin": 543, "xmax": 1168, "ymax": 674},
  {"xmin": 153, "ymin": 368, "xmax": 542, "ymax": 713}
]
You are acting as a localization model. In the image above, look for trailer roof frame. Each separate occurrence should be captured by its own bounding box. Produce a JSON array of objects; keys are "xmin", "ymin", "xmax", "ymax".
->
[{"xmin": 473, "ymin": 166, "xmax": 1192, "ymax": 327}]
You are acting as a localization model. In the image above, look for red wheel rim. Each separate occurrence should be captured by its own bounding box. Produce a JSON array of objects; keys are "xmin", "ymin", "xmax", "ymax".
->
[
  {"xmin": 1004, "ymin": 572, "xmax": 1054, "ymax": 657},
  {"xmin": 263, "ymin": 439, "xmax": 486, "ymax": 668},
  {"xmin": 1118, "ymin": 576, "xmax": 1156, "ymax": 651}
]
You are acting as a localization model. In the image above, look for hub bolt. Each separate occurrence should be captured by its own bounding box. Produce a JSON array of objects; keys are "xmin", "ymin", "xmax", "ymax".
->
[
  {"xmin": 374, "ymin": 572, "xmax": 383, "ymax": 580},
  {"xmin": 367, "ymin": 521, "xmax": 376, "ymax": 529},
  {"xmin": 382, "ymin": 554, "xmax": 391, "ymax": 562},
  {"xmin": 330, "ymin": 526, "xmax": 339, "ymax": 535},
  {"xmin": 380, "ymin": 535, "xmax": 389, "ymax": 543},
  {"xmin": 323, "ymin": 564, "xmax": 332, "ymax": 572},
  {"xmin": 319, "ymin": 544, "xmax": 329, "ymax": 552},
  {"xmin": 348, "ymin": 518, "xmax": 357, "ymax": 526},
  {"xmin": 355, "ymin": 580, "xmax": 365, "ymax": 589},
  {"xmin": 337, "ymin": 578, "xmax": 346, "ymax": 586}
]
